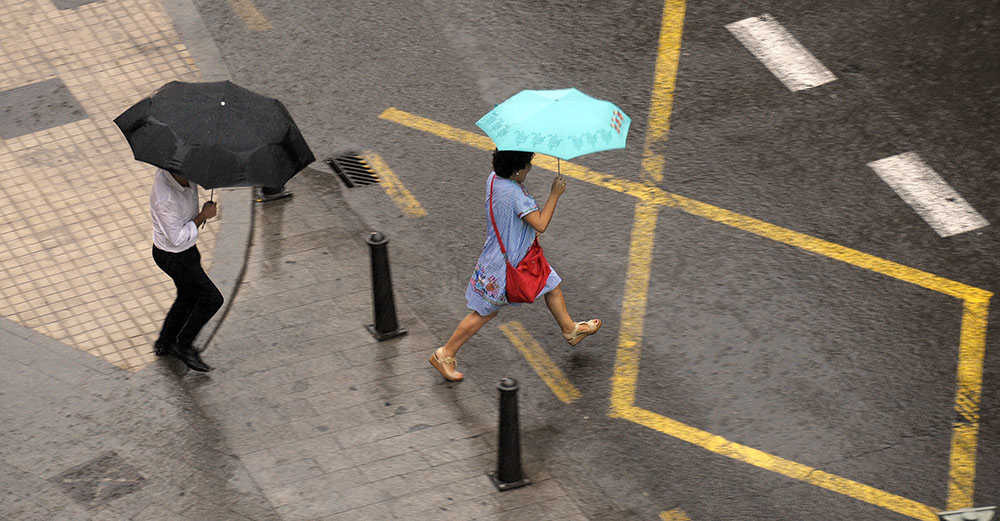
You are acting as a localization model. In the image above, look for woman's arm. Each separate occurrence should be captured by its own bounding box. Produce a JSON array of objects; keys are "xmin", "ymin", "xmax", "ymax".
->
[{"xmin": 523, "ymin": 175, "xmax": 566, "ymax": 233}]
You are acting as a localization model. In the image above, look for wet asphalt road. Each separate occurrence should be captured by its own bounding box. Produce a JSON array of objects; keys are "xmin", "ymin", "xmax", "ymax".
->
[{"xmin": 190, "ymin": 0, "xmax": 1000, "ymax": 519}]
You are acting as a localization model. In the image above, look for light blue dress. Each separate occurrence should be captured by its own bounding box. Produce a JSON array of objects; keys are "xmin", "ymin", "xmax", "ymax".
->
[{"xmin": 465, "ymin": 172, "xmax": 562, "ymax": 316}]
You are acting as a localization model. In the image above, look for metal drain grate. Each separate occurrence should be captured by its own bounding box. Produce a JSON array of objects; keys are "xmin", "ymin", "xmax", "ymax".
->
[{"xmin": 326, "ymin": 154, "xmax": 379, "ymax": 188}]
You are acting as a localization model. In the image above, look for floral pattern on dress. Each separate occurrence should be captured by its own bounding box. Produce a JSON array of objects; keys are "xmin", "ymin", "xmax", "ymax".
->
[{"xmin": 469, "ymin": 262, "xmax": 506, "ymax": 306}]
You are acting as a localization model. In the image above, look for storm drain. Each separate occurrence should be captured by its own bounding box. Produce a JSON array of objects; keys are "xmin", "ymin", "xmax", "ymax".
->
[{"xmin": 326, "ymin": 154, "xmax": 379, "ymax": 188}]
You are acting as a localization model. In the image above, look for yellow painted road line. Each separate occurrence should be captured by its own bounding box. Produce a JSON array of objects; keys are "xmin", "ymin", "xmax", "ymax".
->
[
  {"xmin": 362, "ymin": 151, "xmax": 427, "ymax": 217},
  {"xmin": 660, "ymin": 508, "xmax": 692, "ymax": 521},
  {"xmin": 948, "ymin": 298, "xmax": 991, "ymax": 509},
  {"xmin": 611, "ymin": 201, "xmax": 661, "ymax": 413},
  {"xmin": 379, "ymin": 107, "xmax": 663, "ymax": 201},
  {"xmin": 227, "ymin": 0, "xmax": 272, "ymax": 31},
  {"xmin": 380, "ymin": 107, "xmax": 992, "ymax": 304},
  {"xmin": 500, "ymin": 321, "xmax": 581, "ymax": 404},
  {"xmin": 655, "ymin": 191, "xmax": 994, "ymax": 303},
  {"xmin": 643, "ymin": 0, "xmax": 688, "ymax": 183},
  {"xmin": 378, "ymin": 108, "xmax": 993, "ymax": 517},
  {"xmin": 621, "ymin": 405, "xmax": 940, "ymax": 521}
]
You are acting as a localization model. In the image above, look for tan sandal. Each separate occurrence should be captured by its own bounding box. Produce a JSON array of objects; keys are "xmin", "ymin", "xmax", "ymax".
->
[
  {"xmin": 429, "ymin": 347, "xmax": 464, "ymax": 382},
  {"xmin": 564, "ymin": 319, "xmax": 602, "ymax": 346}
]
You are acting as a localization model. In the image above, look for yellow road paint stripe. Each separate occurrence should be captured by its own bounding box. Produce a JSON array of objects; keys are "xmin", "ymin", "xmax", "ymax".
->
[
  {"xmin": 362, "ymin": 151, "xmax": 427, "ymax": 218},
  {"xmin": 660, "ymin": 508, "xmax": 692, "ymax": 521},
  {"xmin": 379, "ymin": 107, "xmax": 665, "ymax": 201},
  {"xmin": 227, "ymin": 0, "xmax": 272, "ymax": 31},
  {"xmin": 947, "ymin": 298, "xmax": 991, "ymax": 509},
  {"xmin": 380, "ymin": 107, "xmax": 992, "ymax": 303},
  {"xmin": 623, "ymin": 406, "xmax": 940, "ymax": 521},
  {"xmin": 378, "ymin": 108, "xmax": 993, "ymax": 516},
  {"xmin": 500, "ymin": 321, "xmax": 581, "ymax": 404},
  {"xmin": 611, "ymin": 201, "xmax": 661, "ymax": 414},
  {"xmin": 655, "ymin": 191, "xmax": 994, "ymax": 303},
  {"xmin": 643, "ymin": 0, "xmax": 688, "ymax": 183}
]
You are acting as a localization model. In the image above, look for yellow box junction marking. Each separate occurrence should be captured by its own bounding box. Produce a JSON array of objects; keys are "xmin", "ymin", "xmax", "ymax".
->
[
  {"xmin": 362, "ymin": 151, "xmax": 427, "ymax": 217},
  {"xmin": 227, "ymin": 0, "xmax": 272, "ymax": 31},
  {"xmin": 642, "ymin": 0, "xmax": 687, "ymax": 183},
  {"xmin": 948, "ymin": 298, "xmax": 990, "ymax": 509},
  {"xmin": 377, "ymin": 107, "xmax": 992, "ymax": 519},
  {"xmin": 660, "ymin": 509, "xmax": 692, "ymax": 521},
  {"xmin": 500, "ymin": 321, "xmax": 581, "ymax": 404}
]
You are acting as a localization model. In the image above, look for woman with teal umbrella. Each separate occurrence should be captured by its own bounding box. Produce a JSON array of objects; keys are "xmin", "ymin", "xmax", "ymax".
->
[
  {"xmin": 429, "ymin": 149, "xmax": 602, "ymax": 382},
  {"xmin": 428, "ymin": 88, "xmax": 629, "ymax": 382}
]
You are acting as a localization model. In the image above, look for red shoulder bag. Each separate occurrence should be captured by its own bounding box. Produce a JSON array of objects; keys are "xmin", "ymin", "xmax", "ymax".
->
[{"xmin": 489, "ymin": 175, "xmax": 551, "ymax": 303}]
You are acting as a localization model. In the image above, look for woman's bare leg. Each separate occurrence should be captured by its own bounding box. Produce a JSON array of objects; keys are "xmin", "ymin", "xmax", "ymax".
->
[
  {"xmin": 441, "ymin": 310, "xmax": 497, "ymax": 358},
  {"xmin": 544, "ymin": 286, "xmax": 577, "ymax": 336}
]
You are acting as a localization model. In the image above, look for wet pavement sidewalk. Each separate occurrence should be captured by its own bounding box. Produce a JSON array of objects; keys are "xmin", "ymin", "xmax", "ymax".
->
[
  {"xmin": 1, "ymin": 167, "xmax": 589, "ymax": 520},
  {"xmin": 0, "ymin": 0, "xmax": 591, "ymax": 518}
]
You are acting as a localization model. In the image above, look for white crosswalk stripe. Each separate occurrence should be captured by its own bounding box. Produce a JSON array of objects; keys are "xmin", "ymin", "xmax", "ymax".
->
[
  {"xmin": 726, "ymin": 14, "xmax": 837, "ymax": 91},
  {"xmin": 868, "ymin": 152, "xmax": 989, "ymax": 237}
]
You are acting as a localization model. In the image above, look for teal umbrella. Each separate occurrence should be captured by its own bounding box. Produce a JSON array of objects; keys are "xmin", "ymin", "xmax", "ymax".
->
[{"xmin": 475, "ymin": 88, "xmax": 631, "ymax": 161}]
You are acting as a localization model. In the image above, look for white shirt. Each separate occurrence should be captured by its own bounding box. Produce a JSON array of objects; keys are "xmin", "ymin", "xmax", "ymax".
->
[{"xmin": 150, "ymin": 169, "xmax": 200, "ymax": 252}]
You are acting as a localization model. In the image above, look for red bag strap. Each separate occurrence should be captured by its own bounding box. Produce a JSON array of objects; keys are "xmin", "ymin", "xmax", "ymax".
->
[{"xmin": 488, "ymin": 174, "xmax": 510, "ymax": 261}]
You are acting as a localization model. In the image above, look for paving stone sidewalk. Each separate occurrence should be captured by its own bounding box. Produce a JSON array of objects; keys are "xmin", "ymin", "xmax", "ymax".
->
[
  {"xmin": 192, "ymin": 167, "xmax": 590, "ymax": 521},
  {"xmin": 1, "ymin": 167, "xmax": 589, "ymax": 521}
]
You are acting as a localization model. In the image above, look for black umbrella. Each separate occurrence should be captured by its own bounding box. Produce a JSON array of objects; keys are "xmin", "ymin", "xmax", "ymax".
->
[{"xmin": 114, "ymin": 80, "xmax": 315, "ymax": 189}]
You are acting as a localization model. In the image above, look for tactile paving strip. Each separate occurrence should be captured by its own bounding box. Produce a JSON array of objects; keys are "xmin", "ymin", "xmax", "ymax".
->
[{"xmin": 0, "ymin": 0, "xmax": 218, "ymax": 371}]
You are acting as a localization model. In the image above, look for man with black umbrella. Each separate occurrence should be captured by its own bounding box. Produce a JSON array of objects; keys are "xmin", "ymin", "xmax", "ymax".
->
[{"xmin": 150, "ymin": 167, "xmax": 221, "ymax": 372}]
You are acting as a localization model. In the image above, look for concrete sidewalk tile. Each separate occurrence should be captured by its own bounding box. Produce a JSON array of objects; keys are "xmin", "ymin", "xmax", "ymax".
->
[
  {"xmin": 250, "ymin": 458, "xmax": 325, "ymax": 489},
  {"xmin": 404, "ymin": 421, "xmax": 495, "ymax": 451},
  {"xmin": 390, "ymin": 474, "xmax": 496, "ymax": 517},
  {"xmin": 7, "ymin": 497, "xmax": 63, "ymax": 521},
  {"xmin": 180, "ymin": 501, "xmax": 256, "ymax": 521},
  {"xmin": 128, "ymin": 503, "xmax": 182, "ymax": 521},
  {"xmin": 283, "ymin": 371, "xmax": 370, "ymax": 403},
  {"xmin": 228, "ymin": 280, "xmax": 352, "ymax": 323},
  {"xmin": 443, "ymin": 479, "xmax": 580, "ymax": 521},
  {"xmin": 348, "ymin": 350, "xmax": 436, "ymax": 380},
  {"xmin": 318, "ymin": 501, "xmax": 397, "ymax": 521},
  {"xmin": 250, "ymin": 228, "xmax": 350, "ymax": 260},
  {"xmin": 266, "ymin": 470, "xmax": 371, "ymax": 520},
  {"xmin": 375, "ymin": 368, "xmax": 444, "ymax": 396},
  {"xmin": 415, "ymin": 493, "xmax": 504, "ymax": 521},
  {"xmin": 306, "ymin": 381, "xmax": 384, "ymax": 413},
  {"xmin": 418, "ymin": 435, "xmax": 493, "ymax": 467},
  {"xmin": 475, "ymin": 496, "xmax": 585, "ymax": 521},
  {"xmin": 336, "ymin": 437, "xmax": 414, "ymax": 469},
  {"xmin": 223, "ymin": 494, "xmax": 283, "ymax": 521},
  {"xmin": 491, "ymin": 477, "xmax": 569, "ymax": 507},
  {"xmin": 285, "ymin": 404, "xmax": 376, "ymax": 441},
  {"xmin": 358, "ymin": 451, "xmax": 432, "ymax": 483},
  {"xmin": 385, "ymin": 453, "xmax": 494, "ymax": 497},
  {"xmin": 332, "ymin": 418, "xmax": 409, "ymax": 448}
]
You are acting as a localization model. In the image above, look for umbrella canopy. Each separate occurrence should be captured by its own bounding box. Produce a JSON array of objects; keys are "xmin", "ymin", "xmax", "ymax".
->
[
  {"xmin": 114, "ymin": 80, "xmax": 315, "ymax": 189},
  {"xmin": 475, "ymin": 88, "xmax": 631, "ymax": 160}
]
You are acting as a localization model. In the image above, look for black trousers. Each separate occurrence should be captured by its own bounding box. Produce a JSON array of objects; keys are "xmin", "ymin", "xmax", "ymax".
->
[{"xmin": 152, "ymin": 245, "xmax": 223, "ymax": 347}]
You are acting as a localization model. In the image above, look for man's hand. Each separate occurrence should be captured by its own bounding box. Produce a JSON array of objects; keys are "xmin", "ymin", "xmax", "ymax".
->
[
  {"xmin": 194, "ymin": 201, "xmax": 217, "ymax": 227},
  {"xmin": 201, "ymin": 201, "xmax": 218, "ymax": 219}
]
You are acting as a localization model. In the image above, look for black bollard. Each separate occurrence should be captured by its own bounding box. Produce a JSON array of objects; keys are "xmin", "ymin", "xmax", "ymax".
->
[
  {"xmin": 365, "ymin": 232, "xmax": 407, "ymax": 341},
  {"xmin": 489, "ymin": 377, "xmax": 531, "ymax": 491}
]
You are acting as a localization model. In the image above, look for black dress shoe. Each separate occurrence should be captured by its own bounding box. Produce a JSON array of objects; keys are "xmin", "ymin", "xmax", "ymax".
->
[
  {"xmin": 170, "ymin": 343, "xmax": 213, "ymax": 372},
  {"xmin": 153, "ymin": 339, "xmax": 172, "ymax": 357}
]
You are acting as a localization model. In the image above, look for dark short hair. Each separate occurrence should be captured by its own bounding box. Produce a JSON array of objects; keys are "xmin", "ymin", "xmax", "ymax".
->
[{"xmin": 492, "ymin": 149, "xmax": 534, "ymax": 178}]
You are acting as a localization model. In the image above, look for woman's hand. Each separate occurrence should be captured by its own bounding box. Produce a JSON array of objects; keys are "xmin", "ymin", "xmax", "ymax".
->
[{"xmin": 551, "ymin": 175, "xmax": 567, "ymax": 197}]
